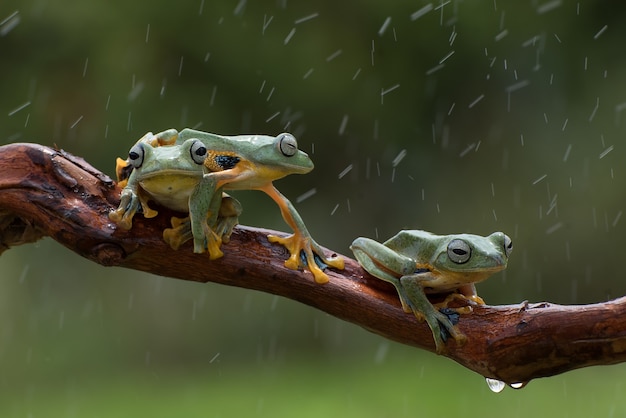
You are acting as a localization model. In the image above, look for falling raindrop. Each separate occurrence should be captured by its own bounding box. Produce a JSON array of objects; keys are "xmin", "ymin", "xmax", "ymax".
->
[
  {"xmin": 294, "ymin": 12, "xmax": 319, "ymax": 25},
  {"xmin": 262, "ymin": 15, "xmax": 273, "ymax": 33},
  {"xmin": 0, "ymin": 10, "xmax": 20, "ymax": 36},
  {"xmin": 296, "ymin": 188, "xmax": 316, "ymax": 203},
  {"xmin": 8, "ymin": 101, "xmax": 30, "ymax": 116},
  {"xmin": 374, "ymin": 341, "xmax": 389, "ymax": 364},
  {"xmin": 485, "ymin": 377, "xmax": 506, "ymax": 393},
  {"xmin": 283, "ymin": 28, "xmax": 296, "ymax": 45},
  {"xmin": 337, "ymin": 164, "xmax": 353, "ymax": 179}
]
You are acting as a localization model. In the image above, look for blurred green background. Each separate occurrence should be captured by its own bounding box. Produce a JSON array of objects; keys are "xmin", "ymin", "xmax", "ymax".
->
[{"xmin": 2, "ymin": 0, "xmax": 626, "ymax": 416}]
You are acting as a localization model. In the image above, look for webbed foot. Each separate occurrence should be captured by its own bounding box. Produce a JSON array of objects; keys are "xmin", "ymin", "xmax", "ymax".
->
[
  {"xmin": 163, "ymin": 216, "xmax": 192, "ymax": 250},
  {"xmin": 433, "ymin": 292, "xmax": 486, "ymax": 315},
  {"xmin": 399, "ymin": 278, "xmax": 467, "ymax": 354},
  {"xmin": 109, "ymin": 207, "xmax": 135, "ymax": 230},
  {"xmin": 163, "ymin": 212, "xmax": 238, "ymax": 250},
  {"xmin": 214, "ymin": 195, "xmax": 242, "ymax": 244},
  {"xmin": 163, "ymin": 215, "xmax": 223, "ymax": 259},
  {"xmin": 193, "ymin": 224, "xmax": 224, "ymax": 260},
  {"xmin": 404, "ymin": 302, "xmax": 466, "ymax": 354},
  {"xmin": 163, "ymin": 194, "xmax": 241, "ymax": 251},
  {"xmin": 427, "ymin": 308, "xmax": 467, "ymax": 352},
  {"xmin": 267, "ymin": 232, "xmax": 344, "ymax": 284},
  {"xmin": 110, "ymin": 184, "xmax": 159, "ymax": 230}
]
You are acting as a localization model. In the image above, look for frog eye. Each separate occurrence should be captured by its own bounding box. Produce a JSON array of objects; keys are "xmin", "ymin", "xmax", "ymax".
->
[
  {"xmin": 447, "ymin": 239, "xmax": 471, "ymax": 264},
  {"xmin": 504, "ymin": 234, "xmax": 513, "ymax": 257},
  {"xmin": 277, "ymin": 133, "xmax": 298, "ymax": 157},
  {"xmin": 190, "ymin": 140, "xmax": 207, "ymax": 165},
  {"xmin": 128, "ymin": 143, "xmax": 145, "ymax": 169}
]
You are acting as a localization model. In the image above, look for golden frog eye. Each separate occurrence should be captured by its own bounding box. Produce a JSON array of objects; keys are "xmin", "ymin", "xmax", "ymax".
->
[
  {"xmin": 277, "ymin": 133, "xmax": 298, "ymax": 157},
  {"xmin": 504, "ymin": 234, "xmax": 513, "ymax": 257},
  {"xmin": 190, "ymin": 140, "xmax": 207, "ymax": 165},
  {"xmin": 128, "ymin": 143, "xmax": 145, "ymax": 169},
  {"xmin": 447, "ymin": 239, "xmax": 471, "ymax": 264}
]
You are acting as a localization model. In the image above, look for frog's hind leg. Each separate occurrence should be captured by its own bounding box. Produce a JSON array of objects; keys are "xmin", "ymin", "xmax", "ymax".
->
[
  {"xmin": 350, "ymin": 237, "xmax": 416, "ymax": 313},
  {"xmin": 188, "ymin": 178, "xmax": 226, "ymax": 259},
  {"xmin": 214, "ymin": 193, "xmax": 242, "ymax": 243},
  {"xmin": 261, "ymin": 184, "xmax": 344, "ymax": 284},
  {"xmin": 432, "ymin": 283, "xmax": 485, "ymax": 315},
  {"xmin": 153, "ymin": 129, "xmax": 180, "ymax": 146}
]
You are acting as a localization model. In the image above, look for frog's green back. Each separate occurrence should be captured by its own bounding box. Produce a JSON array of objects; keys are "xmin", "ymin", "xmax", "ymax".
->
[
  {"xmin": 178, "ymin": 128, "xmax": 313, "ymax": 175},
  {"xmin": 178, "ymin": 128, "xmax": 233, "ymax": 147},
  {"xmin": 383, "ymin": 230, "xmax": 441, "ymax": 261}
]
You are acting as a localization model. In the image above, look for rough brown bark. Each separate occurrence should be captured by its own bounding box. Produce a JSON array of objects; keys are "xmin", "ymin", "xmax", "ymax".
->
[{"xmin": 1, "ymin": 142, "xmax": 625, "ymax": 386}]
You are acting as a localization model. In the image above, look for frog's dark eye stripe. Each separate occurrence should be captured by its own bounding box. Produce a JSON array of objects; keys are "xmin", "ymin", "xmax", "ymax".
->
[
  {"xmin": 128, "ymin": 143, "xmax": 145, "ymax": 168},
  {"xmin": 204, "ymin": 150, "xmax": 241, "ymax": 171},
  {"xmin": 215, "ymin": 155, "xmax": 240, "ymax": 169},
  {"xmin": 118, "ymin": 163, "xmax": 135, "ymax": 182}
]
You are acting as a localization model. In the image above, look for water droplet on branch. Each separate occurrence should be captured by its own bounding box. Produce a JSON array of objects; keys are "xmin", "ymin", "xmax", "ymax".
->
[{"xmin": 486, "ymin": 377, "xmax": 506, "ymax": 393}]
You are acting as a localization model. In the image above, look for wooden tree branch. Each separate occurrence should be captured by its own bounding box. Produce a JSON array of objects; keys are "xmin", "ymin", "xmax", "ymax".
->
[{"xmin": 1, "ymin": 142, "xmax": 626, "ymax": 386}]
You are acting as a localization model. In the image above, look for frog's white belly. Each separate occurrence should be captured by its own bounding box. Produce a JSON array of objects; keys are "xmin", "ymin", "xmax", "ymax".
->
[{"xmin": 139, "ymin": 175, "xmax": 200, "ymax": 213}]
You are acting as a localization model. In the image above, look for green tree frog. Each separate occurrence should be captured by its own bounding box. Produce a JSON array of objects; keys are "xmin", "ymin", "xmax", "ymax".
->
[
  {"xmin": 109, "ymin": 132, "xmax": 242, "ymax": 257},
  {"xmin": 350, "ymin": 230, "xmax": 512, "ymax": 353},
  {"xmin": 110, "ymin": 128, "xmax": 344, "ymax": 284}
]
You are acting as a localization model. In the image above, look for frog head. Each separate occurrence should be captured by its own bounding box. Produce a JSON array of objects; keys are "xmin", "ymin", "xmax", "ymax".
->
[
  {"xmin": 428, "ymin": 231, "xmax": 513, "ymax": 284},
  {"xmin": 125, "ymin": 138, "xmax": 207, "ymax": 213},
  {"xmin": 128, "ymin": 138, "xmax": 206, "ymax": 177},
  {"xmin": 247, "ymin": 132, "xmax": 314, "ymax": 176},
  {"xmin": 199, "ymin": 132, "xmax": 314, "ymax": 185}
]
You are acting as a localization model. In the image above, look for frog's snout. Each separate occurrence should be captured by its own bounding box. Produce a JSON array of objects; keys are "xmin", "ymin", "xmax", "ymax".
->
[{"xmin": 489, "ymin": 231, "xmax": 513, "ymax": 259}]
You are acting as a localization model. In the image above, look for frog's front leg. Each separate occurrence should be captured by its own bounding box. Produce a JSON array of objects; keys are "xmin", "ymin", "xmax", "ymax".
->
[
  {"xmin": 109, "ymin": 182, "xmax": 157, "ymax": 230},
  {"xmin": 260, "ymin": 184, "xmax": 344, "ymax": 284},
  {"xmin": 109, "ymin": 187, "xmax": 140, "ymax": 229},
  {"xmin": 400, "ymin": 276, "xmax": 467, "ymax": 353},
  {"xmin": 187, "ymin": 175, "xmax": 226, "ymax": 259}
]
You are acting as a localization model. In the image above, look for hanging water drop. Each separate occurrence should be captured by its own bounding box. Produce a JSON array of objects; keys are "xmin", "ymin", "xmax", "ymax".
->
[
  {"xmin": 510, "ymin": 381, "xmax": 528, "ymax": 389},
  {"xmin": 486, "ymin": 377, "xmax": 506, "ymax": 393}
]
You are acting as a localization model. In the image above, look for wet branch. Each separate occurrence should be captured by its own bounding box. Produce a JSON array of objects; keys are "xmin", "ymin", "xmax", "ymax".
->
[{"xmin": 1, "ymin": 142, "xmax": 626, "ymax": 385}]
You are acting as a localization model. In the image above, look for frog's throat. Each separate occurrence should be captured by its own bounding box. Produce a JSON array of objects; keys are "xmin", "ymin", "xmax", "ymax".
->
[
  {"xmin": 418, "ymin": 263, "xmax": 506, "ymax": 288},
  {"xmin": 424, "ymin": 263, "xmax": 507, "ymax": 276},
  {"xmin": 137, "ymin": 169, "xmax": 203, "ymax": 180}
]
